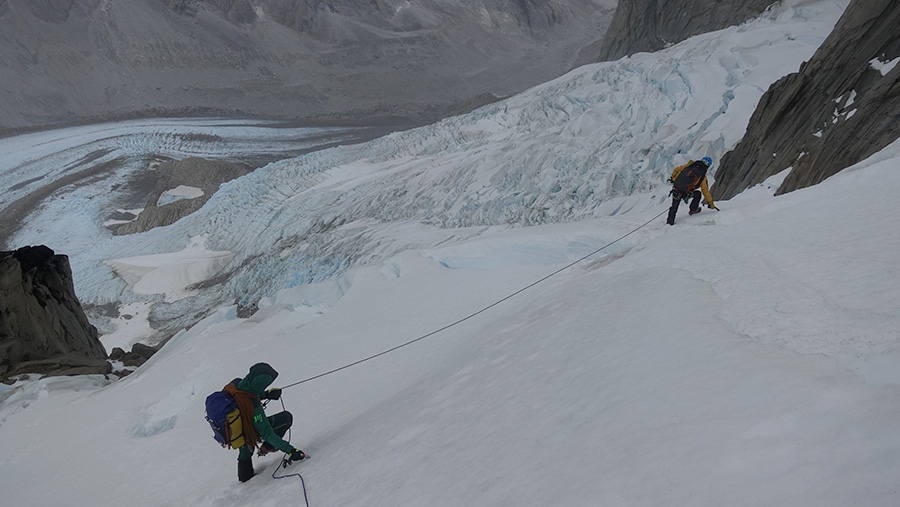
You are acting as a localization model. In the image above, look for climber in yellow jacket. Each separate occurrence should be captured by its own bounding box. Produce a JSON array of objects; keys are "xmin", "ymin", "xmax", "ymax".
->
[{"xmin": 666, "ymin": 156, "xmax": 717, "ymax": 225}]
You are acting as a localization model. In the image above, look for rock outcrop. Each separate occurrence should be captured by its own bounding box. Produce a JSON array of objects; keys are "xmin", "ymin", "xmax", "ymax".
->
[
  {"xmin": 593, "ymin": 0, "xmax": 775, "ymax": 62},
  {"xmin": 712, "ymin": 0, "xmax": 900, "ymax": 199},
  {"xmin": 0, "ymin": 245, "xmax": 109, "ymax": 381},
  {"xmin": 112, "ymin": 157, "xmax": 251, "ymax": 235},
  {"xmin": 109, "ymin": 342, "xmax": 159, "ymax": 371}
]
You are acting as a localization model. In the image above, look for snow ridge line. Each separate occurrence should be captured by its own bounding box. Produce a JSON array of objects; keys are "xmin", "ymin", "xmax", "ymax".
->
[{"xmin": 278, "ymin": 209, "xmax": 668, "ymax": 390}]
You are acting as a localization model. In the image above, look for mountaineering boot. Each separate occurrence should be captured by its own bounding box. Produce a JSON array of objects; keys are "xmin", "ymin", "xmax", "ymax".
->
[
  {"xmin": 238, "ymin": 458, "xmax": 254, "ymax": 482},
  {"xmin": 689, "ymin": 208, "xmax": 701, "ymax": 215}
]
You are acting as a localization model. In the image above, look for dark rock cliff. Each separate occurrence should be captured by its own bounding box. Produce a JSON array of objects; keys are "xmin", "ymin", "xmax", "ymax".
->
[
  {"xmin": 0, "ymin": 245, "xmax": 110, "ymax": 381},
  {"xmin": 713, "ymin": 0, "xmax": 900, "ymax": 199},
  {"xmin": 593, "ymin": 0, "xmax": 775, "ymax": 62}
]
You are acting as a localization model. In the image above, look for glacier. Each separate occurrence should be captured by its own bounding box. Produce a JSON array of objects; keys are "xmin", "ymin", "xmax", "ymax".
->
[
  {"xmin": 3, "ymin": 0, "xmax": 845, "ymax": 343},
  {"xmin": 5, "ymin": 2, "xmax": 900, "ymax": 506}
]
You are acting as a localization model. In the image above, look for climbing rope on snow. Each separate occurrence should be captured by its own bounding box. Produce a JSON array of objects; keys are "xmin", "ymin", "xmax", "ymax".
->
[
  {"xmin": 268, "ymin": 396, "xmax": 312, "ymax": 507},
  {"xmin": 280, "ymin": 208, "xmax": 668, "ymax": 390},
  {"xmin": 266, "ymin": 210, "xmax": 666, "ymax": 505}
]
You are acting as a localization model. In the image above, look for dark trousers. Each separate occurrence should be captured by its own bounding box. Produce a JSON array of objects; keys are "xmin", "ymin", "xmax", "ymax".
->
[
  {"xmin": 237, "ymin": 410, "xmax": 293, "ymax": 481},
  {"xmin": 266, "ymin": 411, "xmax": 293, "ymax": 441},
  {"xmin": 237, "ymin": 410, "xmax": 293, "ymax": 460},
  {"xmin": 667, "ymin": 189, "xmax": 701, "ymax": 224}
]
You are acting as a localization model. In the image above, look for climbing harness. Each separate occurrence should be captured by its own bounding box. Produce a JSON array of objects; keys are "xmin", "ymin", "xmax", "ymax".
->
[{"xmin": 279, "ymin": 208, "xmax": 668, "ymax": 391}]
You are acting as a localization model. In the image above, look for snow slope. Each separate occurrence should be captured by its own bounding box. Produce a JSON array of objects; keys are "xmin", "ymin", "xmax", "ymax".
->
[
  {"xmin": 4, "ymin": 1, "xmax": 900, "ymax": 506},
  {"xmin": 2, "ymin": 143, "xmax": 899, "ymax": 506}
]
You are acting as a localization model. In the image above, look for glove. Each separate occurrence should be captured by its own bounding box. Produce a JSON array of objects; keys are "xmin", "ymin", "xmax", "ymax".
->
[
  {"xmin": 703, "ymin": 201, "xmax": 718, "ymax": 210},
  {"xmin": 265, "ymin": 388, "xmax": 282, "ymax": 400},
  {"xmin": 290, "ymin": 448, "xmax": 307, "ymax": 461}
]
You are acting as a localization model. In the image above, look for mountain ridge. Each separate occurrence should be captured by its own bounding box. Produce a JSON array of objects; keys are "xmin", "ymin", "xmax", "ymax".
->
[{"xmin": 0, "ymin": 0, "xmax": 616, "ymax": 131}]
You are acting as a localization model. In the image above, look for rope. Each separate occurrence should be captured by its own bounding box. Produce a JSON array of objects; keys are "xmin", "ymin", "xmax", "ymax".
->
[
  {"xmin": 280, "ymin": 208, "xmax": 667, "ymax": 390},
  {"xmin": 269, "ymin": 397, "xmax": 312, "ymax": 507}
]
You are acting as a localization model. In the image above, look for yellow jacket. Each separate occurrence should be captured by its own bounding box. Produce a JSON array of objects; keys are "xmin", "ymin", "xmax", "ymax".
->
[{"xmin": 671, "ymin": 162, "xmax": 715, "ymax": 208}]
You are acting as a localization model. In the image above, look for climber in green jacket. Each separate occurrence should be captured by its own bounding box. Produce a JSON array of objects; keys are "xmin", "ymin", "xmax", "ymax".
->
[{"xmin": 234, "ymin": 362, "xmax": 306, "ymax": 482}]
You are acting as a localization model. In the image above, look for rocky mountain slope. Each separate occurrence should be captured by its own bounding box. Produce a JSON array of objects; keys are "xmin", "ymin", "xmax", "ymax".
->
[
  {"xmin": 587, "ymin": 0, "xmax": 775, "ymax": 63},
  {"xmin": 713, "ymin": 0, "xmax": 900, "ymax": 198},
  {"xmin": 0, "ymin": 0, "xmax": 615, "ymax": 132}
]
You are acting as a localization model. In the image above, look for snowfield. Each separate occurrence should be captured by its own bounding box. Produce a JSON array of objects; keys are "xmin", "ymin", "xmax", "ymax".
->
[{"xmin": 3, "ymin": 1, "xmax": 899, "ymax": 506}]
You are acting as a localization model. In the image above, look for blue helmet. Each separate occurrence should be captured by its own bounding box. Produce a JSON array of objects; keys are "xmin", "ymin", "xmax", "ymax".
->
[{"xmin": 701, "ymin": 156, "xmax": 712, "ymax": 166}]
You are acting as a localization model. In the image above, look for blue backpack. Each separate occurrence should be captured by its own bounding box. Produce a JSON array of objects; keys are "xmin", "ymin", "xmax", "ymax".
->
[{"xmin": 205, "ymin": 388, "xmax": 246, "ymax": 448}]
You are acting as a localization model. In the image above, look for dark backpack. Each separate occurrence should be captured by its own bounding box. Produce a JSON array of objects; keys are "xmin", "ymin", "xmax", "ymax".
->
[
  {"xmin": 205, "ymin": 388, "xmax": 246, "ymax": 449},
  {"xmin": 673, "ymin": 160, "xmax": 708, "ymax": 193}
]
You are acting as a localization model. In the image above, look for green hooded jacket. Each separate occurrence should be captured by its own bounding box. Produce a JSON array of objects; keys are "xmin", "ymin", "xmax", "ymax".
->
[{"xmin": 236, "ymin": 363, "xmax": 293, "ymax": 458}]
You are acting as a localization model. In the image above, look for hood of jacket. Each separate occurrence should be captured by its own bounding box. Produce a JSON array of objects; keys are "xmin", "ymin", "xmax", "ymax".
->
[{"xmin": 237, "ymin": 362, "xmax": 279, "ymax": 397}]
